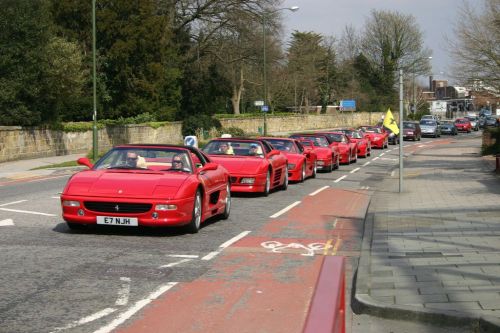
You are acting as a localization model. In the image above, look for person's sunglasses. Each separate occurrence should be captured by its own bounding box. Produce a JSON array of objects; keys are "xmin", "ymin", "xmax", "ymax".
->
[
  {"xmin": 127, "ymin": 157, "xmax": 138, "ymax": 161},
  {"xmin": 173, "ymin": 160, "xmax": 182, "ymax": 163}
]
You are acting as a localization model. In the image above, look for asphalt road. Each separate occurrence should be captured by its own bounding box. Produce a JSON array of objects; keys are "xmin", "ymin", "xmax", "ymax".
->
[{"xmin": 0, "ymin": 132, "xmax": 482, "ymax": 333}]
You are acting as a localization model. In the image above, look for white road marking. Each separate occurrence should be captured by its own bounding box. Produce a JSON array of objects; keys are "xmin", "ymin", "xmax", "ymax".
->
[
  {"xmin": 159, "ymin": 258, "xmax": 193, "ymax": 268},
  {"xmin": 380, "ymin": 153, "xmax": 385, "ymax": 156},
  {"xmin": 0, "ymin": 200, "xmax": 27, "ymax": 207},
  {"xmin": 167, "ymin": 254, "xmax": 199, "ymax": 259},
  {"xmin": 391, "ymin": 170, "xmax": 395, "ymax": 177},
  {"xmin": 219, "ymin": 231, "xmax": 251, "ymax": 248},
  {"xmin": 270, "ymin": 201, "xmax": 301, "ymax": 218},
  {"xmin": 363, "ymin": 161, "xmax": 371, "ymax": 166},
  {"xmin": 332, "ymin": 218, "xmax": 338, "ymax": 229},
  {"xmin": 52, "ymin": 196, "xmax": 60, "ymax": 199},
  {"xmin": 201, "ymin": 251, "xmax": 220, "ymax": 261},
  {"xmin": 93, "ymin": 282, "xmax": 178, "ymax": 333},
  {"xmin": 50, "ymin": 308, "xmax": 116, "ymax": 333},
  {"xmin": 0, "ymin": 208, "xmax": 56, "ymax": 216},
  {"xmin": 373, "ymin": 157, "xmax": 379, "ymax": 160},
  {"xmin": 334, "ymin": 175, "xmax": 347, "ymax": 183},
  {"xmin": 0, "ymin": 219, "xmax": 14, "ymax": 226},
  {"xmin": 381, "ymin": 157, "xmax": 398, "ymax": 161},
  {"xmin": 350, "ymin": 168, "xmax": 360, "ymax": 174},
  {"xmin": 418, "ymin": 145, "xmax": 426, "ymax": 147},
  {"xmin": 360, "ymin": 186, "xmax": 370, "ymax": 190},
  {"xmin": 309, "ymin": 186, "xmax": 329, "ymax": 196},
  {"xmin": 115, "ymin": 277, "xmax": 131, "ymax": 306}
]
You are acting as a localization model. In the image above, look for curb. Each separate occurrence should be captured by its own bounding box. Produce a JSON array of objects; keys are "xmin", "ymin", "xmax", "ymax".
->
[{"xmin": 352, "ymin": 204, "xmax": 500, "ymax": 332}]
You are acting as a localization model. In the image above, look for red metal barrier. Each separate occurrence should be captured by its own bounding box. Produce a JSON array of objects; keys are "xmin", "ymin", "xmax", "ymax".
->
[{"xmin": 302, "ymin": 256, "xmax": 345, "ymax": 333}]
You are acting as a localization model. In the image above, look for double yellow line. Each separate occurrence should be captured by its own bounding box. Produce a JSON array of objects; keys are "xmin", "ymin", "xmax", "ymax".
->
[{"xmin": 323, "ymin": 237, "xmax": 342, "ymax": 256}]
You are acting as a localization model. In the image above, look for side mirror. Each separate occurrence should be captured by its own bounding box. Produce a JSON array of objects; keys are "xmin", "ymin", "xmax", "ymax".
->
[
  {"xmin": 200, "ymin": 162, "xmax": 218, "ymax": 172},
  {"xmin": 77, "ymin": 157, "xmax": 93, "ymax": 169}
]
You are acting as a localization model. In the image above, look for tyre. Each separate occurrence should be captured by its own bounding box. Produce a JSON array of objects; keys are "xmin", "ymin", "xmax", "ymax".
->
[
  {"xmin": 186, "ymin": 190, "xmax": 202, "ymax": 233},
  {"xmin": 221, "ymin": 183, "xmax": 231, "ymax": 220},
  {"xmin": 300, "ymin": 163, "xmax": 306, "ymax": 182},
  {"xmin": 263, "ymin": 170, "xmax": 271, "ymax": 196},
  {"xmin": 280, "ymin": 167, "xmax": 289, "ymax": 191},
  {"xmin": 311, "ymin": 161, "xmax": 317, "ymax": 178}
]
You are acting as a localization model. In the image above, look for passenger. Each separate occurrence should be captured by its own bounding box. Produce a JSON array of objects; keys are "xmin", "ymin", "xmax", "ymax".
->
[
  {"xmin": 219, "ymin": 142, "xmax": 234, "ymax": 155},
  {"xmin": 170, "ymin": 154, "xmax": 185, "ymax": 170},
  {"xmin": 125, "ymin": 151, "xmax": 147, "ymax": 168},
  {"xmin": 248, "ymin": 143, "xmax": 261, "ymax": 156}
]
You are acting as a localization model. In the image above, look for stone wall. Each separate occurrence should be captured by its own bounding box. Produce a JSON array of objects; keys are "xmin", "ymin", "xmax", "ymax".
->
[{"xmin": 0, "ymin": 112, "xmax": 383, "ymax": 163}]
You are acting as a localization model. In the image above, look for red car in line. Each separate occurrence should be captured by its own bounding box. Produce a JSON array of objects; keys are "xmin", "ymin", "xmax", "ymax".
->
[
  {"xmin": 261, "ymin": 137, "xmax": 317, "ymax": 182},
  {"xmin": 335, "ymin": 128, "xmax": 371, "ymax": 158},
  {"xmin": 202, "ymin": 138, "xmax": 288, "ymax": 196},
  {"xmin": 454, "ymin": 118, "xmax": 472, "ymax": 133},
  {"xmin": 61, "ymin": 144, "xmax": 231, "ymax": 233},
  {"xmin": 358, "ymin": 125, "xmax": 388, "ymax": 149},
  {"xmin": 316, "ymin": 131, "xmax": 358, "ymax": 164},
  {"xmin": 289, "ymin": 134, "xmax": 340, "ymax": 172}
]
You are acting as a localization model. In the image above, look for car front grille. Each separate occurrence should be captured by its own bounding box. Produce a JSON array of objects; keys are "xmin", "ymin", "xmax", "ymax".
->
[{"xmin": 84, "ymin": 201, "xmax": 152, "ymax": 213}]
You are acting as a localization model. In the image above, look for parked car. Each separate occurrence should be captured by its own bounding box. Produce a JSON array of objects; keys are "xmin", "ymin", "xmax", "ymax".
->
[
  {"xmin": 421, "ymin": 114, "xmax": 440, "ymax": 123},
  {"xmin": 289, "ymin": 134, "xmax": 340, "ymax": 172},
  {"xmin": 419, "ymin": 119, "xmax": 441, "ymax": 137},
  {"xmin": 335, "ymin": 128, "xmax": 371, "ymax": 158},
  {"xmin": 61, "ymin": 144, "xmax": 231, "ymax": 233},
  {"xmin": 402, "ymin": 121, "xmax": 421, "ymax": 141},
  {"xmin": 440, "ymin": 121, "xmax": 458, "ymax": 135},
  {"xmin": 316, "ymin": 131, "xmax": 358, "ymax": 164},
  {"xmin": 358, "ymin": 126, "xmax": 388, "ymax": 148},
  {"xmin": 484, "ymin": 115, "xmax": 499, "ymax": 127},
  {"xmin": 261, "ymin": 137, "xmax": 317, "ymax": 182},
  {"xmin": 464, "ymin": 116, "xmax": 479, "ymax": 131},
  {"xmin": 203, "ymin": 138, "xmax": 289, "ymax": 196},
  {"xmin": 454, "ymin": 118, "xmax": 472, "ymax": 133}
]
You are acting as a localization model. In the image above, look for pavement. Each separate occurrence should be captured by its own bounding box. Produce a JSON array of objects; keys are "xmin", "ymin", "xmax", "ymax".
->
[{"xmin": 1, "ymin": 138, "xmax": 500, "ymax": 332}]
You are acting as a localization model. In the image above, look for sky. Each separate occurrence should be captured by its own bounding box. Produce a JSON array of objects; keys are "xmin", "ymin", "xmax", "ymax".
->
[{"xmin": 281, "ymin": 0, "xmax": 461, "ymax": 84}]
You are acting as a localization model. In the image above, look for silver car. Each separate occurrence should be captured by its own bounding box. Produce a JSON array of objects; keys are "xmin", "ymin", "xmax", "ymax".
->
[{"xmin": 419, "ymin": 119, "xmax": 441, "ymax": 138}]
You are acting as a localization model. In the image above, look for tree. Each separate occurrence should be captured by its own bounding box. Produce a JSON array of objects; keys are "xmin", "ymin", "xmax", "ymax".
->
[
  {"xmin": 361, "ymin": 10, "xmax": 431, "ymax": 99},
  {"xmin": 449, "ymin": 0, "xmax": 500, "ymax": 90}
]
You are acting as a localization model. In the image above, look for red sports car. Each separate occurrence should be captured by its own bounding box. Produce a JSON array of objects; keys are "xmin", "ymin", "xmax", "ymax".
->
[
  {"xmin": 335, "ymin": 128, "xmax": 371, "ymax": 158},
  {"xmin": 61, "ymin": 144, "xmax": 231, "ymax": 233},
  {"xmin": 317, "ymin": 132, "xmax": 358, "ymax": 164},
  {"xmin": 202, "ymin": 138, "xmax": 288, "ymax": 196},
  {"xmin": 289, "ymin": 134, "xmax": 339, "ymax": 172},
  {"xmin": 454, "ymin": 118, "xmax": 472, "ymax": 133},
  {"xmin": 261, "ymin": 137, "xmax": 317, "ymax": 182},
  {"xmin": 358, "ymin": 126, "xmax": 388, "ymax": 149}
]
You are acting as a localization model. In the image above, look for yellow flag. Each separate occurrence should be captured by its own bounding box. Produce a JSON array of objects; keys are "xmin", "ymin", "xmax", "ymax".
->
[{"xmin": 383, "ymin": 108, "xmax": 399, "ymax": 135}]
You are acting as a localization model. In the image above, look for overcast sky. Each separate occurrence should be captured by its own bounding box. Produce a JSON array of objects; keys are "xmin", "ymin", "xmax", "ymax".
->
[{"xmin": 281, "ymin": 0, "xmax": 461, "ymax": 83}]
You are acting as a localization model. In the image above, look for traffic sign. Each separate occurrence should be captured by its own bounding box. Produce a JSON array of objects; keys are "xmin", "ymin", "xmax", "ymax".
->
[
  {"xmin": 254, "ymin": 100, "xmax": 264, "ymax": 107},
  {"xmin": 340, "ymin": 99, "xmax": 356, "ymax": 111},
  {"xmin": 184, "ymin": 136, "xmax": 198, "ymax": 148},
  {"xmin": 261, "ymin": 105, "xmax": 269, "ymax": 112}
]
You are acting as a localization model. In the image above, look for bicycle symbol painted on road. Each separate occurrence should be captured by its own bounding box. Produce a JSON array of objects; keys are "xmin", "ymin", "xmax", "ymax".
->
[{"xmin": 260, "ymin": 241, "xmax": 327, "ymax": 256}]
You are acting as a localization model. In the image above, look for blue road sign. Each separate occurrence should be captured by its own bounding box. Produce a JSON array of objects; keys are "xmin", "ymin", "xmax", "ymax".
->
[
  {"xmin": 340, "ymin": 100, "xmax": 356, "ymax": 111},
  {"xmin": 184, "ymin": 136, "xmax": 198, "ymax": 148},
  {"xmin": 261, "ymin": 105, "xmax": 269, "ymax": 112}
]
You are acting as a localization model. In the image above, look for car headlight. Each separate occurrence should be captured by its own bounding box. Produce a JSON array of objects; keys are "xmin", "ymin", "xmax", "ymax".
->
[
  {"xmin": 62, "ymin": 200, "xmax": 80, "ymax": 207},
  {"xmin": 407, "ymin": 131, "xmax": 414, "ymax": 135},
  {"xmin": 240, "ymin": 178, "xmax": 255, "ymax": 184},
  {"xmin": 155, "ymin": 204, "xmax": 177, "ymax": 211},
  {"xmin": 287, "ymin": 163, "xmax": 296, "ymax": 170}
]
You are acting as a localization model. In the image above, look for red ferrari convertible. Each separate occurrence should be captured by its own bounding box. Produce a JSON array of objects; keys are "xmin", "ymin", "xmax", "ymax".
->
[
  {"xmin": 358, "ymin": 126, "xmax": 388, "ymax": 149},
  {"xmin": 61, "ymin": 144, "xmax": 231, "ymax": 233},
  {"xmin": 261, "ymin": 137, "xmax": 317, "ymax": 182},
  {"xmin": 336, "ymin": 128, "xmax": 371, "ymax": 158},
  {"xmin": 202, "ymin": 138, "xmax": 289, "ymax": 196},
  {"xmin": 289, "ymin": 134, "xmax": 339, "ymax": 172},
  {"xmin": 316, "ymin": 131, "xmax": 358, "ymax": 164}
]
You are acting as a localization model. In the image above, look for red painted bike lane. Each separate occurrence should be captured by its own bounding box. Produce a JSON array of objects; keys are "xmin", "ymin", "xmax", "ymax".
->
[{"xmin": 116, "ymin": 188, "xmax": 370, "ymax": 333}]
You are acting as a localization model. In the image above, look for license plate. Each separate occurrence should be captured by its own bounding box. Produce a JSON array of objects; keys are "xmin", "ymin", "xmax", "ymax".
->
[{"xmin": 97, "ymin": 216, "xmax": 138, "ymax": 226}]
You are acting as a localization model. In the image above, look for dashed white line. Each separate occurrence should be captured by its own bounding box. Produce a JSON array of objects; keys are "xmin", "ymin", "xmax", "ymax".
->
[
  {"xmin": 115, "ymin": 277, "xmax": 131, "ymax": 306},
  {"xmin": 363, "ymin": 161, "xmax": 371, "ymax": 166},
  {"xmin": 270, "ymin": 201, "xmax": 301, "ymax": 218},
  {"xmin": 167, "ymin": 254, "xmax": 199, "ymax": 259},
  {"xmin": 160, "ymin": 259, "xmax": 193, "ymax": 268},
  {"xmin": 350, "ymin": 167, "xmax": 360, "ymax": 174},
  {"xmin": 380, "ymin": 152, "xmax": 385, "ymax": 156},
  {"xmin": 309, "ymin": 186, "xmax": 330, "ymax": 196},
  {"xmin": 0, "ymin": 208, "xmax": 56, "ymax": 216},
  {"xmin": 93, "ymin": 282, "xmax": 178, "ymax": 333},
  {"xmin": 373, "ymin": 157, "xmax": 380, "ymax": 161},
  {"xmin": 391, "ymin": 170, "xmax": 395, "ymax": 177},
  {"xmin": 0, "ymin": 200, "xmax": 27, "ymax": 207},
  {"xmin": 201, "ymin": 251, "xmax": 220, "ymax": 261},
  {"xmin": 50, "ymin": 308, "xmax": 117, "ymax": 333},
  {"xmin": 0, "ymin": 219, "xmax": 14, "ymax": 226},
  {"xmin": 334, "ymin": 175, "xmax": 347, "ymax": 183},
  {"xmin": 219, "ymin": 231, "xmax": 252, "ymax": 248}
]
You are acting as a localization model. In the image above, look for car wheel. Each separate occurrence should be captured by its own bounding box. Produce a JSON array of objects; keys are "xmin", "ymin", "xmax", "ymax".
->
[
  {"xmin": 221, "ymin": 183, "xmax": 231, "ymax": 220},
  {"xmin": 281, "ymin": 167, "xmax": 289, "ymax": 191},
  {"xmin": 353, "ymin": 152, "xmax": 357, "ymax": 163},
  {"xmin": 263, "ymin": 170, "xmax": 271, "ymax": 196},
  {"xmin": 300, "ymin": 163, "xmax": 306, "ymax": 182},
  {"xmin": 418, "ymin": 135, "xmax": 421, "ymax": 141},
  {"xmin": 311, "ymin": 161, "xmax": 317, "ymax": 178},
  {"xmin": 186, "ymin": 190, "xmax": 202, "ymax": 233}
]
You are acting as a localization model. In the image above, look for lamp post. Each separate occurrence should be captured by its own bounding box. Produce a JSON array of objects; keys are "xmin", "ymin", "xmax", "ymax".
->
[
  {"xmin": 92, "ymin": 0, "xmax": 98, "ymax": 160},
  {"xmin": 399, "ymin": 69, "xmax": 404, "ymax": 193},
  {"xmin": 262, "ymin": 6, "xmax": 299, "ymax": 135}
]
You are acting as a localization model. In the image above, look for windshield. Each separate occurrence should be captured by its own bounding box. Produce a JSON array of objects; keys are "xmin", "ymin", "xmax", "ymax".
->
[
  {"xmin": 94, "ymin": 147, "xmax": 194, "ymax": 172},
  {"xmin": 203, "ymin": 140, "xmax": 264, "ymax": 157},
  {"xmin": 290, "ymin": 135, "xmax": 329, "ymax": 147},
  {"xmin": 265, "ymin": 139, "xmax": 298, "ymax": 153},
  {"xmin": 349, "ymin": 131, "xmax": 363, "ymax": 139},
  {"xmin": 324, "ymin": 133, "xmax": 346, "ymax": 142},
  {"xmin": 420, "ymin": 120, "xmax": 436, "ymax": 126},
  {"xmin": 403, "ymin": 122, "xmax": 416, "ymax": 129},
  {"xmin": 363, "ymin": 127, "xmax": 382, "ymax": 134}
]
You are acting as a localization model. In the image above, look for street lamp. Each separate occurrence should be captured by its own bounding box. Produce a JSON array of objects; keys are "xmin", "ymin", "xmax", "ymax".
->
[
  {"xmin": 262, "ymin": 6, "xmax": 299, "ymax": 135},
  {"xmin": 92, "ymin": 0, "xmax": 98, "ymax": 160}
]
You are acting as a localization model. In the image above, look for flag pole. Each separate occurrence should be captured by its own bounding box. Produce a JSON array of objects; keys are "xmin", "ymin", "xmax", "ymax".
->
[{"xmin": 399, "ymin": 69, "xmax": 404, "ymax": 193}]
